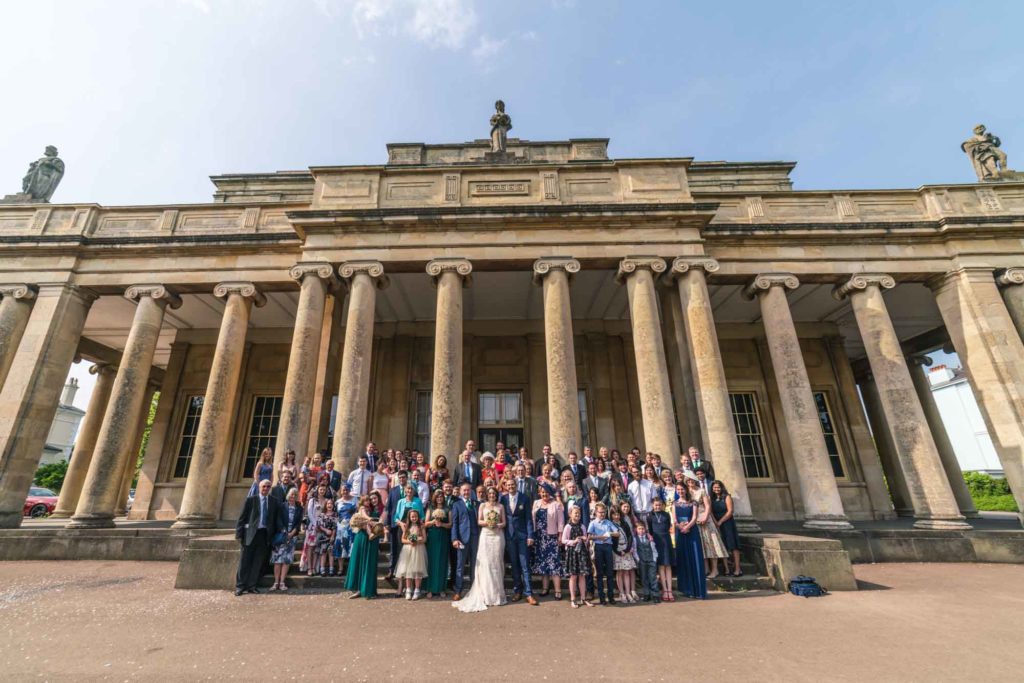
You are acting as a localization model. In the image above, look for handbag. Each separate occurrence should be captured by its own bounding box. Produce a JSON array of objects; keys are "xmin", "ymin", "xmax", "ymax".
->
[{"xmin": 788, "ymin": 575, "xmax": 828, "ymax": 598}]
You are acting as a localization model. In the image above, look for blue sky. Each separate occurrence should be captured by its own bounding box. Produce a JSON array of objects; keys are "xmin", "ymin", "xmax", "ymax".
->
[{"xmin": 2, "ymin": 0, "xmax": 1022, "ymax": 207}]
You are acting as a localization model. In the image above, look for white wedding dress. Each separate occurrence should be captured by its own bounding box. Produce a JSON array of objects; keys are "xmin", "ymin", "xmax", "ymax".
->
[{"xmin": 453, "ymin": 505, "xmax": 507, "ymax": 613}]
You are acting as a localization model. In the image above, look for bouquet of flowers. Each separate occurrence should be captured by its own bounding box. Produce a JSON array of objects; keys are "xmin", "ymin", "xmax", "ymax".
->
[
  {"xmin": 368, "ymin": 521, "xmax": 385, "ymax": 540},
  {"xmin": 431, "ymin": 509, "xmax": 446, "ymax": 522},
  {"xmin": 408, "ymin": 530, "xmax": 420, "ymax": 544},
  {"xmin": 484, "ymin": 510, "xmax": 500, "ymax": 528},
  {"xmin": 349, "ymin": 511, "xmax": 370, "ymax": 531}
]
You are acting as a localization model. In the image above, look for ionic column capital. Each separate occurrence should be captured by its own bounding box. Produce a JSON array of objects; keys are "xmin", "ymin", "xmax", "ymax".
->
[
  {"xmin": 832, "ymin": 273, "xmax": 896, "ymax": 301},
  {"xmin": 427, "ymin": 258, "xmax": 473, "ymax": 287},
  {"xmin": 88, "ymin": 362, "xmax": 117, "ymax": 378},
  {"xmin": 533, "ymin": 257, "xmax": 580, "ymax": 285},
  {"xmin": 0, "ymin": 284, "xmax": 37, "ymax": 301},
  {"xmin": 667, "ymin": 255, "xmax": 716, "ymax": 278},
  {"xmin": 742, "ymin": 273, "xmax": 799, "ymax": 300},
  {"xmin": 125, "ymin": 284, "xmax": 183, "ymax": 309},
  {"xmin": 338, "ymin": 261, "xmax": 389, "ymax": 290},
  {"xmin": 615, "ymin": 256, "xmax": 666, "ymax": 284},
  {"xmin": 995, "ymin": 267, "xmax": 1024, "ymax": 288},
  {"xmin": 289, "ymin": 261, "xmax": 341, "ymax": 290},
  {"xmin": 213, "ymin": 282, "xmax": 267, "ymax": 307},
  {"xmin": 906, "ymin": 353, "xmax": 933, "ymax": 368}
]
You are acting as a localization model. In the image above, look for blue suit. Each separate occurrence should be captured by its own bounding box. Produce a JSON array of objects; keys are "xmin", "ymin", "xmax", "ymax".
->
[
  {"xmin": 385, "ymin": 485, "xmax": 405, "ymax": 574},
  {"xmin": 450, "ymin": 497, "xmax": 480, "ymax": 593},
  {"xmin": 501, "ymin": 493, "xmax": 535, "ymax": 596}
]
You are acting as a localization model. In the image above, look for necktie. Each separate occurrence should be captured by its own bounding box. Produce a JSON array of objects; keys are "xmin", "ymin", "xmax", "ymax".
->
[
  {"xmin": 259, "ymin": 496, "xmax": 266, "ymax": 528},
  {"xmin": 518, "ymin": 479, "xmax": 524, "ymax": 495},
  {"xmin": 465, "ymin": 464, "xmax": 471, "ymax": 479}
]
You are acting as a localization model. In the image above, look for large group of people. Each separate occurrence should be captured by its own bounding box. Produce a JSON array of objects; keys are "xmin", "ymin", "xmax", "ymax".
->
[{"xmin": 234, "ymin": 441, "xmax": 744, "ymax": 610}]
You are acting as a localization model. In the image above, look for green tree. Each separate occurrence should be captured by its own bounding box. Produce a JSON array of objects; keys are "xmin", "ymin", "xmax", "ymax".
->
[{"xmin": 34, "ymin": 460, "xmax": 68, "ymax": 492}]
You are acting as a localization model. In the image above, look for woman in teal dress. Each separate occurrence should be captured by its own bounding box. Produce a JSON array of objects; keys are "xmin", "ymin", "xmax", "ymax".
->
[
  {"xmin": 672, "ymin": 483, "xmax": 707, "ymax": 600},
  {"xmin": 424, "ymin": 489, "xmax": 452, "ymax": 597},
  {"xmin": 344, "ymin": 492, "xmax": 384, "ymax": 598}
]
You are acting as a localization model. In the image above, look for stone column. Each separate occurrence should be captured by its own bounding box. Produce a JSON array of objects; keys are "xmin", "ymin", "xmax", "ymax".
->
[
  {"xmin": 0, "ymin": 285, "xmax": 37, "ymax": 390},
  {"xmin": 931, "ymin": 268, "xmax": 1024, "ymax": 524},
  {"xmin": 68, "ymin": 286, "xmax": 182, "ymax": 528},
  {"xmin": 331, "ymin": 262, "xmax": 388, "ymax": 471},
  {"xmin": 996, "ymin": 268, "xmax": 1024, "ymax": 342},
  {"xmin": 857, "ymin": 370, "xmax": 913, "ymax": 515},
  {"xmin": 51, "ymin": 363, "xmax": 117, "ymax": 518},
  {"xmin": 275, "ymin": 263, "xmax": 339, "ymax": 473},
  {"xmin": 906, "ymin": 354, "xmax": 979, "ymax": 517},
  {"xmin": 669, "ymin": 258, "xmax": 758, "ymax": 530},
  {"xmin": 616, "ymin": 258, "xmax": 679, "ymax": 466},
  {"xmin": 114, "ymin": 381, "xmax": 159, "ymax": 517},
  {"xmin": 533, "ymin": 257, "xmax": 582, "ymax": 460},
  {"xmin": 835, "ymin": 274, "xmax": 968, "ymax": 529},
  {"xmin": 745, "ymin": 274, "xmax": 852, "ymax": 530},
  {"xmin": 173, "ymin": 283, "xmax": 265, "ymax": 529},
  {"xmin": 661, "ymin": 285, "xmax": 703, "ymax": 449},
  {"xmin": 0, "ymin": 283, "xmax": 96, "ymax": 527},
  {"xmin": 427, "ymin": 258, "xmax": 472, "ymax": 465}
]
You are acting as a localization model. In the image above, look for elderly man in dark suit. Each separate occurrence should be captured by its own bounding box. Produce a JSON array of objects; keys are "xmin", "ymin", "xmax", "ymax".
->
[
  {"xmin": 234, "ymin": 479, "xmax": 286, "ymax": 596},
  {"xmin": 324, "ymin": 459, "xmax": 343, "ymax": 494},
  {"xmin": 449, "ymin": 482, "xmax": 480, "ymax": 601},
  {"xmin": 452, "ymin": 450, "xmax": 482, "ymax": 488}
]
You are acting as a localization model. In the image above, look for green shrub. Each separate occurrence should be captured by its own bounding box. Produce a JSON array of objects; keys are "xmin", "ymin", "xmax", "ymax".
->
[
  {"xmin": 963, "ymin": 472, "xmax": 1018, "ymax": 512},
  {"xmin": 34, "ymin": 460, "xmax": 68, "ymax": 492}
]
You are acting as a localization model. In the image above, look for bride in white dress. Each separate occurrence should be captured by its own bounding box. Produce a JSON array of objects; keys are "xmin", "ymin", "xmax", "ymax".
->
[{"xmin": 453, "ymin": 486, "xmax": 507, "ymax": 613}]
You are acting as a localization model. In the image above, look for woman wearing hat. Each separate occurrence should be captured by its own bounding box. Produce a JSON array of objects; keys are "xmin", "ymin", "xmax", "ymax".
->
[{"xmin": 530, "ymin": 483, "xmax": 565, "ymax": 600}]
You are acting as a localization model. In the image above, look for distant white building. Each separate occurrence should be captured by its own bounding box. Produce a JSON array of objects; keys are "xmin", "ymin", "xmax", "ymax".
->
[
  {"xmin": 38, "ymin": 379, "xmax": 86, "ymax": 466},
  {"xmin": 928, "ymin": 365, "xmax": 1003, "ymax": 475}
]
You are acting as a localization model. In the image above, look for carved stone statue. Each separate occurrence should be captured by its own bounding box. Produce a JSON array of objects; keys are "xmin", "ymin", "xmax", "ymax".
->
[
  {"xmin": 489, "ymin": 100, "xmax": 512, "ymax": 153},
  {"xmin": 961, "ymin": 125, "xmax": 1009, "ymax": 181},
  {"xmin": 3, "ymin": 146, "xmax": 65, "ymax": 204}
]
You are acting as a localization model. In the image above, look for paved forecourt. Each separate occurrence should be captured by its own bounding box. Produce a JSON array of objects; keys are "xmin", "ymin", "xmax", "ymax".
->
[{"xmin": 0, "ymin": 560, "xmax": 1021, "ymax": 681}]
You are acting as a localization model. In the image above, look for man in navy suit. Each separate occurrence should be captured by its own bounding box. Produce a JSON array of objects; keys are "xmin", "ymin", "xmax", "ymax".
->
[
  {"xmin": 561, "ymin": 451, "xmax": 585, "ymax": 487},
  {"xmin": 324, "ymin": 459, "xmax": 342, "ymax": 494},
  {"xmin": 449, "ymin": 482, "xmax": 480, "ymax": 601},
  {"xmin": 502, "ymin": 483, "xmax": 538, "ymax": 605},
  {"xmin": 383, "ymin": 469, "xmax": 410, "ymax": 584}
]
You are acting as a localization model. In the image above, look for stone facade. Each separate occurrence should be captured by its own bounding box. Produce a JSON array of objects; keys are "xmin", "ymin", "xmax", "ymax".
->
[{"xmin": 1, "ymin": 131, "xmax": 1023, "ymax": 530}]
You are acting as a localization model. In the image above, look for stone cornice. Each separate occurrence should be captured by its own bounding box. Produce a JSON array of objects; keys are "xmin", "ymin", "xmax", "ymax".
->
[
  {"xmin": 289, "ymin": 261, "xmax": 341, "ymax": 290},
  {"xmin": 213, "ymin": 282, "xmax": 267, "ymax": 307},
  {"xmin": 124, "ymin": 284, "xmax": 183, "ymax": 309},
  {"xmin": 832, "ymin": 273, "xmax": 896, "ymax": 301},
  {"xmin": 532, "ymin": 257, "xmax": 580, "ymax": 285},
  {"xmin": 0, "ymin": 284, "xmax": 37, "ymax": 301},
  {"xmin": 338, "ymin": 261, "xmax": 390, "ymax": 290},
  {"xmin": 742, "ymin": 273, "xmax": 800, "ymax": 300},
  {"xmin": 615, "ymin": 257, "xmax": 667, "ymax": 284},
  {"xmin": 427, "ymin": 258, "xmax": 473, "ymax": 287},
  {"xmin": 995, "ymin": 267, "xmax": 1024, "ymax": 288}
]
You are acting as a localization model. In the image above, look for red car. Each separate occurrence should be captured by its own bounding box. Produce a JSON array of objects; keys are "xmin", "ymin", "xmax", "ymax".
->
[{"xmin": 24, "ymin": 487, "xmax": 58, "ymax": 517}]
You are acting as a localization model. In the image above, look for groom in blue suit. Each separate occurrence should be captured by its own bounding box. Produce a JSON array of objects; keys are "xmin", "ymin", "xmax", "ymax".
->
[
  {"xmin": 502, "ymin": 474, "xmax": 538, "ymax": 605},
  {"xmin": 449, "ymin": 483, "xmax": 480, "ymax": 601}
]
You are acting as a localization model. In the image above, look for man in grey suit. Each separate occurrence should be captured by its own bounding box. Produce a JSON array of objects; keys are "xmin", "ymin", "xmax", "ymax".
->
[{"xmin": 234, "ymin": 479, "xmax": 285, "ymax": 596}]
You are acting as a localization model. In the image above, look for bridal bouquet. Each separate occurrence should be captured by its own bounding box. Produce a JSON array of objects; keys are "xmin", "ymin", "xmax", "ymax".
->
[
  {"xmin": 484, "ymin": 510, "xmax": 500, "ymax": 528},
  {"xmin": 431, "ymin": 509, "xmax": 446, "ymax": 522}
]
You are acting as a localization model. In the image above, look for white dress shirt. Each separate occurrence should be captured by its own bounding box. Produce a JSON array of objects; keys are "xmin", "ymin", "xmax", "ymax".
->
[
  {"xmin": 415, "ymin": 480, "xmax": 430, "ymax": 506},
  {"xmin": 628, "ymin": 479, "xmax": 655, "ymax": 513},
  {"xmin": 347, "ymin": 467, "xmax": 371, "ymax": 496}
]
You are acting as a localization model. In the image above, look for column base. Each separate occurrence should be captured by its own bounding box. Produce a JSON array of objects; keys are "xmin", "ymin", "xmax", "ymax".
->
[
  {"xmin": 0, "ymin": 511, "xmax": 24, "ymax": 528},
  {"xmin": 65, "ymin": 515, "xmax": 116, "ymax": 529},
  {"xmin": 171, "ymin": 515, "xmax": 218, "ymax": 530},
  {"xmin": 49, "ymin": 510, "xmax": 73, "ymax": 519},
  {"xmin": 912, "ymin": 517, "xmax": 972, "ymax": 531},
  {"xmin": 803, "ymin": 517, "xmax": 855, "ymax": 531},
  {"xmin": 735, "ymin": 517, "xmax": 761, "ymax": 533}
]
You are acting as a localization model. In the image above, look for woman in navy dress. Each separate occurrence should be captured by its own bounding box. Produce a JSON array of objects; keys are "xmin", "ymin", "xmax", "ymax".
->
[
  {"xmin": 711, "ymin": 480, "xmax": 743, "ymax": 577},
  {"xmin": 247, "ymin": 447, "xmax": 274, "ymax": 496},
  {"xmin": 673, "ymin": 483, "xmax": 707, "ymax": 600},
  {"xmin": 648, "ymin": 497, "xmax": 674, "ymax": 602}
]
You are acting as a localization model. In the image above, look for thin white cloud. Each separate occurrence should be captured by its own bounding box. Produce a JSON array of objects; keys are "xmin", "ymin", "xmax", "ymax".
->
[
  {"xmin": 180, "ymin": 0, "xmax": 211, "ymax": 13},
  {"xmin": 346, "ymin": 0, "xmax": 477, "ymax": 49},
  {"xmin": 472, "ymin": 34, "xmax": 506, "ymax": 62}
]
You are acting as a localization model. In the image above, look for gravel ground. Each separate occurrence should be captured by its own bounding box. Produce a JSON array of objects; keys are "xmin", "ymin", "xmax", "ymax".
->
[{"xmin": 0, "ymin": 561, "xmax": 1021, "ymax": 681}]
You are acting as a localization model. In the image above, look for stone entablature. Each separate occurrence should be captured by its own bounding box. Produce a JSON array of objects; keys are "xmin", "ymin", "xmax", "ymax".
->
[{"xmin": 385, "ymin": 138, "xmax": 610, "ymax": 166}]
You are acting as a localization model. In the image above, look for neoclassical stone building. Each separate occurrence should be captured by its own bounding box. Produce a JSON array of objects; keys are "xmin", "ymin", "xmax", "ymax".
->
[{"xmin": 1, "ymin": 120, "xmax": 1023, "ymax": 534}]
